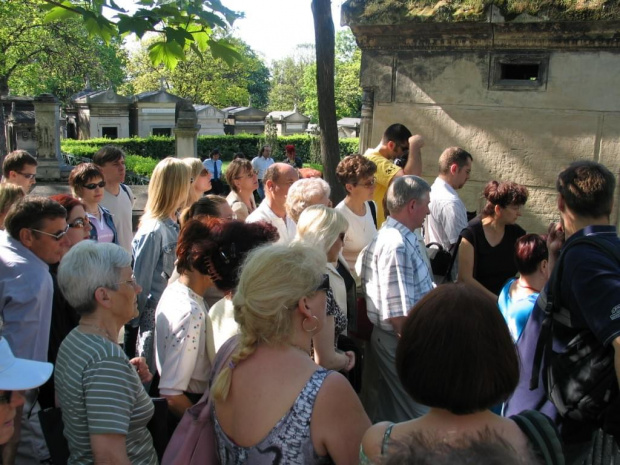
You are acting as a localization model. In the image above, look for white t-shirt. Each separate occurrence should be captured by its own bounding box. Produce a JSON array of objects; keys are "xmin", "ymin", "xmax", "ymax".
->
[
  {"xmin": 334, "ymin": 200, "xmax": 377, "ymax": 272},
  {"xmin": 209, "ymin": 297, "xmax": 239, "ymax": 352},
  {"xmin": 246, "ymin": 201, "xmax": 296, "ymax": 244},
  {"xmin": 426, "ymin": 177, "xmax": 468, "ymax": 249},
  {"xmin": 251, "ymin": 156, "xmax": 275, "ymax": 180},
  {"xmin": 100, "ymin": 184, "xmax": 135, "ymax": 254}
]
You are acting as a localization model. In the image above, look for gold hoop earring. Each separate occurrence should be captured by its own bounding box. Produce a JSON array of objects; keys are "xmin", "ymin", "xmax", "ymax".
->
[{"xmin": 302, "ymin": 315, "xmax": 319, "ymax": 333}]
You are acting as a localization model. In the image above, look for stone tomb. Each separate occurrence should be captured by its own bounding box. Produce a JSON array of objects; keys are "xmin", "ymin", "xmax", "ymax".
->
[{"xmin": 343, "ymin": 0, "xmax": 620, "ymax": 231}]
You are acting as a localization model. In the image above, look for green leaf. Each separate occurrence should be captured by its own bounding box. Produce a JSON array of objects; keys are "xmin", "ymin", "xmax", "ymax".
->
[
  {"xmin": 190, "ymin": 29, "xmax": 210, "ymax": 52},
  {"xmin": 208, "ymin": 39, "xmax": 242, "ymax": 67},
  {"xmin": 117, "ymin": 15, "xmax": 153, "ymax": 38},
  {"xmin": 164, "ymin": 26, "xmax": 194, "ymax": 47},
  {"xmin": 83, "ymin": 14, "xmax": 116, "ymax": 44},
  {"xmin": 43, "ymin": 1, "xmax": 81, "ymax": 22},
  {"xmin": 148, "ymin": 40, "xmax": 185, "ymax": 70}
]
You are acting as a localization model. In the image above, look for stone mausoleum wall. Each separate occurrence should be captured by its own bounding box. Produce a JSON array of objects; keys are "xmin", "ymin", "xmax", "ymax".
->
[{"xmin": 344, "ymin": 1, "xmax": 620, "ymax": 232}]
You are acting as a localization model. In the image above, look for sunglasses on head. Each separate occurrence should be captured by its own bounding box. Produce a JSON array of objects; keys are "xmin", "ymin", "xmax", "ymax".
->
[
  {"xmin": 29, "ymin": 224, "xmax": 70, "ymax": 241},
  {"xmin": 83, "ymin": 181, "xmax": 106, "ymax": 190}
]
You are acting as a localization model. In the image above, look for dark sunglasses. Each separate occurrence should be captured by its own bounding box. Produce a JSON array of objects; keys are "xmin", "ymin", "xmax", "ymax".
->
[
  {"xmin": 315, "ymin": 273, "xmax": 330, "ymax": 292},
  {"xmin": 83, "ymin": 181, "xmax": 106, "ymax": 190},
  {"xmin": 0, "ymin": 391, "xmax": 13, "ymax": 405},
  {"xmin": 29, "ymin": 224, "xmax": 70, "ymax": 241},
  {"xmin": 68, "ymin": 217, "xmax": 90, "ymax": 229}
]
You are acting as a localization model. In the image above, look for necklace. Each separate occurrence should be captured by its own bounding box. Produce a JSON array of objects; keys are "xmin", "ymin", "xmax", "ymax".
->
[
  {"xmin": 288, "ymin": 343, "xmax": 311, "ymax": 357},
  {"xmin": 79, "ymin": 322, "xmax": 116, "ymax": 343},
  {"xmin": 517, "ymin": 280, "xmax": 540, "ymax": 293}
]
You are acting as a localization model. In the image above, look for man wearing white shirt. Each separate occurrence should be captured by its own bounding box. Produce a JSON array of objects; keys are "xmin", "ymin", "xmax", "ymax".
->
[
  {"xmin": 251, "ymin": 145, "xmax": 274, "ymax": 200},
  {"xmin": 246, "ymin": 163, "xmax": 298, "ymax": 244},
  {"xmin": 426, "ymin": 147, "xmax": 473, "ymax": 282},
  {"xmin": 93, "ymin": 146, "xmax": 136, "ymax": 254}
]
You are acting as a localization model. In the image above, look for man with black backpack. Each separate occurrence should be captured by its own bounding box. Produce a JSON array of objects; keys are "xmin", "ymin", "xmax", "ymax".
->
[{"xmin": 505, "ymin": 161, "xmax": 620, "ymax": 464}]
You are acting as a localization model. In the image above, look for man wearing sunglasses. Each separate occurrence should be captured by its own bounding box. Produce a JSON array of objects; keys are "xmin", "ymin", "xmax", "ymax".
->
[
  {"xmin": 0, "ymin": 197, "xmax": 69, "ymax": 463},
  {"xmin": 1, "ymin": 150, "xmax": 38, "ymax": 194}
]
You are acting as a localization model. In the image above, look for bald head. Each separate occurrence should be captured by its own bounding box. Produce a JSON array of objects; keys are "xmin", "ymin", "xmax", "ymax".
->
[{"xmin": 264, "ymin": 163, "xmax": 299, "ymax": 206}]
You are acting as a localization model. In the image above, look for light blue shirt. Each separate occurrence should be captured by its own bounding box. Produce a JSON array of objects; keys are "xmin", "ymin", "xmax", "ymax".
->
[
  {"xmin": 203, "ymin": 158, "xmax": 223, "ymax": 180},
  {"xmin": 131, "ymin": 218, "xmax": 180, "ymax": 325},
  {"xmin": 0, "ymin": 231, "xmax": 54, "ymax": 361},
  {"xmin": 361, "ymin": 217, "xmax": 434, "ymax": 332},
  {"xmin": 498, "ymin": 278, "xmax": 538, "ymax": 342}
]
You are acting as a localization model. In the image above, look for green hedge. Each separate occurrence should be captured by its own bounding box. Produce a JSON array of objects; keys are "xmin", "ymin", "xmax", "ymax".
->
[{"xmin": 61, "ymin": 135, "xmax": 360, "ymax": 163}]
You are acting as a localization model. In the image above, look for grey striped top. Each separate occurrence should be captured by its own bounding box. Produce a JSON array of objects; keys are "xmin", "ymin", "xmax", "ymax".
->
[{"xmin": 55, "ymin": 329, "xmax": 157, "ymax": 464}]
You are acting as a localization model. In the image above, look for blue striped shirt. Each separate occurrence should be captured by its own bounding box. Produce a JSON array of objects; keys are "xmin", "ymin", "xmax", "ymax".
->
[{"xmin": 361, "ymin": 217, "xmax": 434, "ymax": 332}]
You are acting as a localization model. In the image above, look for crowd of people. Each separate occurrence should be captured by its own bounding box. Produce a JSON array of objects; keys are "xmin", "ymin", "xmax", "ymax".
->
[{"xmin": 0, "ymin": 125, "xmax": 618, "ymax": 465}]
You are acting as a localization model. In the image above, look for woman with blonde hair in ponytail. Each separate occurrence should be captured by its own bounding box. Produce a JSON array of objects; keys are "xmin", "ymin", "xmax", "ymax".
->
[{"xmin": 211, "ymin": 243, "xmax": 370, "ymax": 464}]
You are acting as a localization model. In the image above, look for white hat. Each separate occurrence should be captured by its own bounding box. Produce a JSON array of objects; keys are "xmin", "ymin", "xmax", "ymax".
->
[{"xmin": 0, "ymin": 338, "xmax": 53, "ymax": 390}]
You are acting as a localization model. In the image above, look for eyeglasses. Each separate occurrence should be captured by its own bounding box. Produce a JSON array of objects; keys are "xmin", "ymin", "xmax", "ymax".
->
[
  {"xmin": 115, "ymin": 275, "xmax": 139, "ymax": 289},
  {"xmin": 236, "ymin": 170, "xmax": 258, "ymax": 180},
  {"xmin": 29, "ymin": 224, "xmax": 69, "ymax": 241},
  {"xmin": 0, "ymin": 391, "xmax": 13, "ymax": 405},
  {"xmin": 68, "ymin": 217, "xmax": 90, "ymax": 229},
  {"xmin": 17, "ymin": 172, "xmax": 36, "ymax": 180},
  {"xmin": 357, "ymin": 177, "xmax": 377, "ymax": 188},
  {"xmin": 83, "ymin": 181, "xmax": 106, "ymax": 190},
  {"xmin": 314, "ymin": 273, "xmax": 330, "ymax": 292}
]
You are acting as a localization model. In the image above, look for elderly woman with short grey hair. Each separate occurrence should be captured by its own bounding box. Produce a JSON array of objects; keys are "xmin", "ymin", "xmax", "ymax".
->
[
  {"xmin": 55, "ymin": 241, "xmax": 157, "ymax": 465},
  {"xmin": 285, "ymin": 177, "xmax": 331, "ymax": 223}
]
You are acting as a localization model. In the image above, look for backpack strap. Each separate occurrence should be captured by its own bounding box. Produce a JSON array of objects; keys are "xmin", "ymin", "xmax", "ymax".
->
[
  {"xmin": 367, "ymin": 201, "xmax": 377, "ymax": 229},
  {"xmin": 530, "ymin": 235, "xmax": 620, "ymax": 391},
  {"xmin": 442, "ymin": 236, "xmax": 463, "ymax": 283},
  {"xmin": 120, "ymin": 183, "xmax": 132, "ymax": 201},
  {"xmin": 510, "ymin": 410, "xmax": 565, "ymax": 465}
]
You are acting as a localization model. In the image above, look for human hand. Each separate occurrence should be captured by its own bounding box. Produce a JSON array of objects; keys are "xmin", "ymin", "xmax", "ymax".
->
[
  {"xmin": 408, "ymin": 135, "xmax": 424, "ymax": 150},
  {"xmin": 547, "ymin": 221, "xmax": 565, "ymax": 260},
  {"xmin": 130, "ymin": 357, "xmax": 153, "ymax": 384}
]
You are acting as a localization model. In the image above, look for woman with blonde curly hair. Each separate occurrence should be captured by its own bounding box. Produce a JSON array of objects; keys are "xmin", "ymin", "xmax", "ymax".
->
[
  {"xmin": 131, "ymin": 157, "xmax": 191, "ymax": 377},
  {"xmin": 182, "ymin": 157, "xmax": 212, "ymax": 206},
  {"xmin": 211, "ymin": 243, "xmax": 370, "ymax": 464},
  {"xmin": 225, "ymin": 158, "xmax": 258, "ymax": 221},
  {"xmin": 294, "ymin": 205, "xmax": 356, "ymax": 374}
]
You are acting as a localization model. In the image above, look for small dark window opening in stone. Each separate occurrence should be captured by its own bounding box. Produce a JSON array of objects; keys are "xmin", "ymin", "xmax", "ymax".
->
[
  {"xmin": 152, "ymin": 127, "xmax": 172, "ymax": 137},
  {"xmin": 101, "ymin": 127, "xmax": 118, "ymax": 139},
  {"xmin": 501, "ymin": 63, "xmax": 540, "ymax": 81}
]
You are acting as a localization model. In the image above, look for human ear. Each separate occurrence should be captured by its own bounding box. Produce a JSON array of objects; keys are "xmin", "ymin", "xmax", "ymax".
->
[
  {"xmin": 94, "ymin": 287, "xmax": 111, "ymax": 307},
  {"xmin": 19, "ymin": 228, "xmax": 33, "ymax": 247}
]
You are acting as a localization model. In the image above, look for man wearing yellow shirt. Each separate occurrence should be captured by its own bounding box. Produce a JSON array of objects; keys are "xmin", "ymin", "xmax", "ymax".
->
[{"xmin": 363, "ymin": 124, "xmax": 424, "ymax": 227}]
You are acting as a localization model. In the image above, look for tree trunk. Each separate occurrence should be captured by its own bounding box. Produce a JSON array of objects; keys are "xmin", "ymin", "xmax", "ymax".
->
[
  {"xmin": 0, "ymin": 75, "xmax": 9, "ymax": 158},
  {"xmin": 311, "ymin": 0, "xmax": 345, "ymax": 205}
]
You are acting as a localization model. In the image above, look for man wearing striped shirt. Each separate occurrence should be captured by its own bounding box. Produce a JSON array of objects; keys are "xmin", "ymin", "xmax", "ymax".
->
[{"xmin": 361, "ymin": 175, "xmax": 434, "ymax": 423}]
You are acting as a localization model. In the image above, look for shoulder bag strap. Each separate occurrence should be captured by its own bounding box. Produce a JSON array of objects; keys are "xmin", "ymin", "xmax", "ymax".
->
[
  {"xmin": 510, "ymin": 410, "xmax": 565, "ymax": 465},
  {"xmin": 442, "ymin": 236, "xmax": 463, "ymax": 282},
  {"xmin": 367, "ymin": 201, "xmax": 377, "ymax": 229}
]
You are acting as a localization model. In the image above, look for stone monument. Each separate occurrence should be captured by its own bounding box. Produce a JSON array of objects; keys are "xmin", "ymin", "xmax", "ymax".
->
[
  {"xmin": 33, "ymin": 93, "xmax": 62, "ymax": 180},
  {"xmin": 174, "ymin": 99, "xmax": 200, "ymax": 159}
]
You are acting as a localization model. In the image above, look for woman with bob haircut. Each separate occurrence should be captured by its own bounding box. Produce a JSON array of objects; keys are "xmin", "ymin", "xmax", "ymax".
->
[
  {"xmin": 334, "ymin": 154, "xmax": 378, "ymax": 273},
  {"xmin": 360, "ymin": 283, "xmax": 548, "ymax": 464},
  {"xmin": 55, "ymin": 241, "xmax": 156, "ymax": 464},
  {"xmin": 68, "ymin": 162, "xmax": 118, "ymax": 244},
  {"xmin": 294, "ymin": 205, "xmax": 355, "ymax": 373},
  {"xmin": 285, "ymin": 177, "xmax": 331, "ymax": 223},
  {"xmin": 225, "ymin": 158, "xmax": 258, "ymax": 221},
  {"xmin": 131, "ymin": 157, "xmax": 191, "ymax": 374},
  {"xmin": 211, "ymin": 243, "xmax": 370, "ymax": 464},
  {"xmin": 182, "ymin": 157, "xmax": 212, "ymax": 207},
  {"xmin": 458, "ymin": 180, "xmax": 528, "ymax": 299},
  {"xmin": 498, "ymin": 233, "xmax": 549, "ymax": 342},
  {"xmin": 155, "ymin": 219, "xmax": 219, "ymax": 419}
]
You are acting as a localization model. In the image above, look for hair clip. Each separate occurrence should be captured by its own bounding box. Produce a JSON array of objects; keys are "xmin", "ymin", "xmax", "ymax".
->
[{"xmin": 228, "ymin": 360, "xmax": 236, "ymax": 370}]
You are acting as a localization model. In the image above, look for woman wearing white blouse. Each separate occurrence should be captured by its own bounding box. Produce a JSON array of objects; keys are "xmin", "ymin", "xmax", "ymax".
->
[
  {"xmin": 155, "ymin": 220, "xmax": 216, "ymax": 418},
  {"xmin": 334, "ymin": 155, "xmax": 378, "ymax": 275}
]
